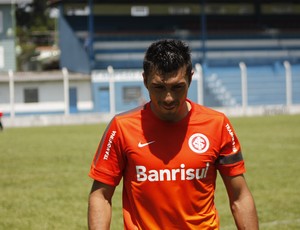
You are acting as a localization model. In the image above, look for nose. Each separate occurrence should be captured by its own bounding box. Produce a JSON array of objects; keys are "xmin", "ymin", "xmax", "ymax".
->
[{"xmin": 164, "ymin": 91, "xmax": 174, "ymax": 104}]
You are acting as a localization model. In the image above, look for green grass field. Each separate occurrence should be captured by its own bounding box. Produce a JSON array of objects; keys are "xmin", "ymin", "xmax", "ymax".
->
[{"xmin": 1, "ymin": 114, "xmax": 300, "ymax": 229}]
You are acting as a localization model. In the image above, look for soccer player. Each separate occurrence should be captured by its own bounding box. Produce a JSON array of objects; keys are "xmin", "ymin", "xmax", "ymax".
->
[{"xmin": 88, "ymin": 39, "xmax": 259, "ymax": 229}]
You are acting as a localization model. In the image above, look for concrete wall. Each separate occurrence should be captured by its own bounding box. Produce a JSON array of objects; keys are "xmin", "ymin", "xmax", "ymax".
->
[
  {"xmin": 2, "ymin": 104, "xmax": 300, "ymax": 128},
  {"xmin": 0, "ymin": 71, "xmax": 93, "ymax": 115}
]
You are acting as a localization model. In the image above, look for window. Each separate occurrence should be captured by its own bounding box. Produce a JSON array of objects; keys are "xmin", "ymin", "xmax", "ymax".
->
[
  {"xmin": 24, "ymin": 88, "xmax": 39, "ymax": 103},
  {"xmin": 131, "ymin": 6, "xmax": 149, "ymax": 17},
  {"xmin": 0, "ymin": 46, "xmax": 3, "ymax": 68},
  {"xmin": 123, "ymin": 86, "xmax": 141, "ymax": 104},
  {"xmin": 0, "ymin": 11, "xmax": 2, "ymax": 33}
]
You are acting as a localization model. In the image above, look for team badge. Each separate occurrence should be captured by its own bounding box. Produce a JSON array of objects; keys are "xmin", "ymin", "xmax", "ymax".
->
[{"xmin": 188, "ymin": 133, "xmax": 209, "ymax": 154}]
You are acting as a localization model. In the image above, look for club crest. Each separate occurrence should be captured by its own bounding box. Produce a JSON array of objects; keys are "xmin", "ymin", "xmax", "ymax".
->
[{"xmin": 188, "ymin": 133, "xmax": 209, "ymax": 154}]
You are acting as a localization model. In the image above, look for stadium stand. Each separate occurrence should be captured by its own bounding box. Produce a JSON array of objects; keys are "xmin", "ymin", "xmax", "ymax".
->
[
  {"xmin": 88, "ymin": 33, "xmax": 300, "ymax": 69},
  {"xmin": 205, "ymin": 64, "xmax": 300, "ymax": 107},
  {"xmin": 49, "ymin": 0, "xmax": 300, "ymax": 108}
]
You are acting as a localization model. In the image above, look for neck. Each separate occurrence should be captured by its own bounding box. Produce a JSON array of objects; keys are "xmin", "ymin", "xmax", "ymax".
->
[
  {"xmin": 184, "ymin": 100, "xmax": 192, "ymax": 117},
  {"xmin": 172, "ymin": 100, "xmax": 192, "ymax": 122}
]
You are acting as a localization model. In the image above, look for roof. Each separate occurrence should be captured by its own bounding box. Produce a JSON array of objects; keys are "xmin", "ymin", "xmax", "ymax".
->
[
  {"xmin": 0, "ymin": 0, "xmax": 33, "ymax": 4},
  {"xmin": 47, "ymin": 0, "xmax": 217, "ymax": 5},
  {"xmin": 0, "ymin": 71, "xmax": 90, "ymax": 82},
  {"xmin": 47, "ymin": 0, "xmax": 300, "ymax": 4}
]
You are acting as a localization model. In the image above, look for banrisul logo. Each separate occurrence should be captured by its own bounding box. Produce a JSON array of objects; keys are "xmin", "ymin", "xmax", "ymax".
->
[{"xmin": 188, "ymin": 133, "xmax": 209, "ymax": 154}]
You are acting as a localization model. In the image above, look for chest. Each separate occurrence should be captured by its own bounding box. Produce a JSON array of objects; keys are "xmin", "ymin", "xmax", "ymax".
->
[{"xmin": 122, "ymin": 123, "xmax": 222, "ymax": 170}]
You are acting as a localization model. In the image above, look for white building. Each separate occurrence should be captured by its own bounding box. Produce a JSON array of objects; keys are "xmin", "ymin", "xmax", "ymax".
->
[{"xmin": 0, "ymin": 70, "xmax": 93, "ymax": 116}]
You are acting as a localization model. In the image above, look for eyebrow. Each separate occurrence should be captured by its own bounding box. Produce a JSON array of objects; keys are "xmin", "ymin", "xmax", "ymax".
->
[{"xmin": 151, "ymin": 82, "xmax": 186, "ymax": 88}]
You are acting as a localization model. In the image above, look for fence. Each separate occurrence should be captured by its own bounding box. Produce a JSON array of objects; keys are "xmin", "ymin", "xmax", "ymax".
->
[{"xmin": 1, "ymin": 62, "xmax": 300, "ymax": 127}]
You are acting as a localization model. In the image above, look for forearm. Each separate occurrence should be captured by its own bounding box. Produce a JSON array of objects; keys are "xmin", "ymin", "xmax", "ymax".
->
[
  {"xmin": 88, "ymin": 193, "xmax": 112, "ymax": 230},
  {"xmin": 231, "ymin": 193, "xmax": 259, "ymax": 230}
]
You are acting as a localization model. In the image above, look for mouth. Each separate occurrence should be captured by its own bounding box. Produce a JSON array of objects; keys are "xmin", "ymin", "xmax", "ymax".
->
[{"xmin": 162, "ymin": 104, "xmax": 176, "ymax": 111}]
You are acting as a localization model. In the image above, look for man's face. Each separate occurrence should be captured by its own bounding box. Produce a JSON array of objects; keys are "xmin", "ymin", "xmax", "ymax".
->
[{"xmin": 143, "ymin": 67, "xmax": 192, "ymax": 122}]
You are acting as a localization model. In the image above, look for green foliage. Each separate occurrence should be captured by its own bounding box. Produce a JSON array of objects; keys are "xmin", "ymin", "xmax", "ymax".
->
[
  {"xmin": 16, "ymin": 0, "xmax": 55, "ymax": 31},
  {"xmin": 0, "ymin": 115, "xmax": 300, "ymax": 229},
  {"xmin": 15, "ymin": 0, "xmax": 56, "ymax": 71}
]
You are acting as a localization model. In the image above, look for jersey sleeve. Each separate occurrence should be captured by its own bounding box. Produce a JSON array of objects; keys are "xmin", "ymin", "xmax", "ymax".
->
[
  {"xmin": 89, "ymin": 117, "xmax": 125, "ymax": 186},
  {"xmin": 216, "ymin": 116, "xmax": 246, "ymax": 176}
]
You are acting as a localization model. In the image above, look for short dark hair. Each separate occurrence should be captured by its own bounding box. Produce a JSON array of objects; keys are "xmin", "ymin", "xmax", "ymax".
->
[{"xmin": 143, "ymin": 39, "xmax": 193, "ymax": 81}]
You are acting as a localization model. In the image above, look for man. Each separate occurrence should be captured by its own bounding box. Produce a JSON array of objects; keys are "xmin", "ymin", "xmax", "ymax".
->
[
  {"xmin": 0, "ymin": 111, "xmax": 3, "ymax": 131},
  {"xmin": 88, "ymin": 39, "xmax": 259, "ymax": 229}
]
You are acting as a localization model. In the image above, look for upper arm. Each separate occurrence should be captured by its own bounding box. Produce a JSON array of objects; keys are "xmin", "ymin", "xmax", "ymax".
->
[
  {"xmin": 88, "ymin": 181, "xmax": 116, "ymax": 230},
  {"xmin": 89, "ymin": 180, "xmax": 116, "ymax": 203},
  {"xmin": 221, "ymin": 174, "xmax": 252, "ymax": 203}
]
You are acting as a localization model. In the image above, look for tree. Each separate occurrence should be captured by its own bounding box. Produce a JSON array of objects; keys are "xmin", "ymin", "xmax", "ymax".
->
[
  {"xmin": 15, "ymin": 0, "xmax": 57, "ymax": 70},
  {"xmin": 16, "ymin": 0, "xmax": 55, "ymax": 32}
]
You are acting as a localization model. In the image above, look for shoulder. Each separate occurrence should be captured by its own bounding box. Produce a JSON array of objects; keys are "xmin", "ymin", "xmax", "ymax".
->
[
  {"xmin": 188, "ymin": 101, "xmax": 231, "ymax": 129},
  {"xmin": 190, "ymin": 100, "xmax": 226, "ymax": 119},
  {"xmin": 113, "ymin": 104, "xmax": 147, "ymax": 124}
]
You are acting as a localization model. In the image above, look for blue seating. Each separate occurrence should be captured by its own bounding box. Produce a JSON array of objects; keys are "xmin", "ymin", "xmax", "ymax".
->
[
  {"xmin": 87, "ymin": 32, "xmax": 300, "ymax": 69},
  {"xmin": 204, "ymin": 64, "xmax": 300, "ymax": 107}
]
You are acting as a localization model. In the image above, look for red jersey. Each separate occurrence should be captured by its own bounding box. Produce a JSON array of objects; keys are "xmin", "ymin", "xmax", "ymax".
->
[{"xmin": 89, "ymin": 100, "xmax": 245, "ymax": 229}]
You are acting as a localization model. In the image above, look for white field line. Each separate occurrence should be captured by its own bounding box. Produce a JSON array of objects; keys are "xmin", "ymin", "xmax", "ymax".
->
[
  {"xmin": 260, "ymin": 218, "xmax": 300, "ymax": 227},
  {"xmin": 221, "ymin": 218, "xmax": 300, "ymax": 229}
]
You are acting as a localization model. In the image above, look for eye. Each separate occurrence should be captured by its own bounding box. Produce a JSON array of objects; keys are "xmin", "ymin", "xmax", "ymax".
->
[
  {"xmin": 152, "ymin": 84, "xmax": 165, "ymax": 90},
  {"xmin": 172, "ymin": 84, "xmax": 184, "ymax": 91}
]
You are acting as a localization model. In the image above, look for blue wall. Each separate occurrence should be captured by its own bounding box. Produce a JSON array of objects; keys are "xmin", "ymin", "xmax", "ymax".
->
[
  {"xmin": 92, "ymin": 79, "xmax": 199, "ymax": 113},
  {"xmin": 58, "ymin": 9, "xmax": 90, "ymax": 74}
]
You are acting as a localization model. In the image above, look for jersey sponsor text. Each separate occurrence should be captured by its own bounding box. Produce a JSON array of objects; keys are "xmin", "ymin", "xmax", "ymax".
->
[
  {"xmin": 103, "ymin": 130, "xmax": 116, "ymax": 160},
  {"xmin": 136, "ymin": 163, "xmax": 210, "ymax": 182},
  {"xmin": 225, "ymin": 123, "xmax": 238, "ymax": 153}
]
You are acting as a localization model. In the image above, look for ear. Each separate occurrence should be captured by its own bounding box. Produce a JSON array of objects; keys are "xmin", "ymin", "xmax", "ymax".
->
[
  {"xmin": 142, "ymin": 72, "xmax": 148, "ymax": 89},
  {"xmin": 188, "ymin": 71, "xmax": 194, "ymax": 86}
]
